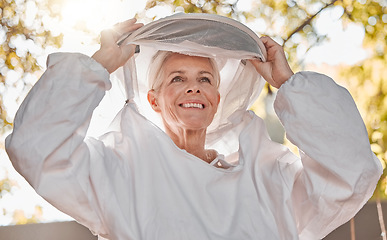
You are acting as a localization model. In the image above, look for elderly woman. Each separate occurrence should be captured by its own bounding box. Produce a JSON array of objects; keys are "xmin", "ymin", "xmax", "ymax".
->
[{"xmin": 6, "ymin": 16, "xmax": 382, "ymax": 240}]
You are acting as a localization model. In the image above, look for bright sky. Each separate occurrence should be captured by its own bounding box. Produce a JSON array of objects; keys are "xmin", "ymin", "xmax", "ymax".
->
[{"xmin": 0, "ymin": 0, "xmax": 370, "ymax": 226}]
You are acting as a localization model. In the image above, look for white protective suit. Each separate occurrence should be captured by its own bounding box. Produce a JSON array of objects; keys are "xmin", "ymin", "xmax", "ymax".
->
[{"xmin": 5, "ymin": 13, "xmax": 382, "ymax": 240}]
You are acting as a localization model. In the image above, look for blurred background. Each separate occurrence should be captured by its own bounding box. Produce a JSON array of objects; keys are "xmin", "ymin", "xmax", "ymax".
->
[{"xmin": 0, "ymin": 0, "xmax": 386, "ymax": 239}]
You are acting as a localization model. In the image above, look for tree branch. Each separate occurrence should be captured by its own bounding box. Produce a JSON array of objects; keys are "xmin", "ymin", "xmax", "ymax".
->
[{"xmin": 282, "ymin": 0, "xmax": 340, "ymax": 46}]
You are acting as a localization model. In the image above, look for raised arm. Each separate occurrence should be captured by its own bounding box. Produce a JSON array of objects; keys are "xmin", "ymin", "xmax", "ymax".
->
[
  {"xmin": 5, "ymin": 52, "xmax": 111, "ymax": 233},
  {"xmin": 274, "ymin": 71, "xmax": 382, "ymax": 238},
  {"xmin": 5, "ymin": 19, "xmax": 143, "ymax": 235},
  {"xmin": 251, "ymin": 36, "xmax": 382, "ymax": 238}
]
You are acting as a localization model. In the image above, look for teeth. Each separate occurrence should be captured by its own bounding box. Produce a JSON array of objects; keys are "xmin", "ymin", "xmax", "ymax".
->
[{"xmin": 181, "ymin": 103, "xmax": 204, "ymax": 109}]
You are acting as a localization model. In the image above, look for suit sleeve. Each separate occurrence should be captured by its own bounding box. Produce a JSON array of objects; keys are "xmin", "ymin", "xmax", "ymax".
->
[
  {"xmin": 274, "ymin": 71, "xmax": 382, "ymax": 239},
  {"xmin": 5, "ymin": 52, "xmax": 112, "ymax": 236}
]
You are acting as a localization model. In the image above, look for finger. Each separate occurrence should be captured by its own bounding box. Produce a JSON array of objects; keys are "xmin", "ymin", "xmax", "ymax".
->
[
  {"xmin": 113, "ymin": 19, "xmax": 143, "ymax": 37},
  {"xmin": 122, "ymin": 22, "xmax": 144, "ymax": 35},
  {"xmin": 112, "ymin": 18, "xmax": 137, "ymax": 33},
  {"xmin": 115, "ymin": 22, "xmax": 144, "ymax": 45},
  {"xmin": 100, "ymin": 20, "xmax": 143, "ymax": 46},
  {"xmin": 260, "ymin": 36, "xmax": 279, "ymax": 47},
  {"xmin": 113, "ymin": 18, "xmax": 138, "ymax": 27},
  {"xmin": 249, "ymin": 59, "xmax": 261, "ymax": 70},
  {"xmin": 249, "ymin": 59, "xmax": 271, "ymax": 79},
  {"xmin": 106, "ymin": 19, "xmax": 136, "ymax": 41},
  {"xmin": 260, "ymin": 36, "xmax": 283, "ymax": 56},
  {"xmin": 250, "ymin": 59, "xmax": 284, "ymax": 88}
]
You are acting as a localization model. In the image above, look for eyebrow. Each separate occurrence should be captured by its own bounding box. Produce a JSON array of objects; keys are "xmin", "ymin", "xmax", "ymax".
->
[
  {"xmin": 168, "ymin": 70, "xmax": 184, "ymax": 77},
  {"xmin": 199, "ymin": 71, "xmax": 214, "ymax": 77},
  {"xmin": 168, "ymin": 70, "xmax": 214, "ymax": 77}
]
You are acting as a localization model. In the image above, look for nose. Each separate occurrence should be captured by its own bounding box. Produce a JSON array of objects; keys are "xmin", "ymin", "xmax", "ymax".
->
[
  {"xmin": 186, "ymin": 89, "xmax": 200, "ymax": 94},
  {"xmin": 186, "ymin": 82, "xmax": 201, "ymax": 94}
]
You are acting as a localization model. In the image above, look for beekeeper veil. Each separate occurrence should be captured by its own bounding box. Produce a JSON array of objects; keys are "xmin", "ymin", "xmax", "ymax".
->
[{"xmin": 110, "ymin": 13, "xmax": 267, "ymax": 157}]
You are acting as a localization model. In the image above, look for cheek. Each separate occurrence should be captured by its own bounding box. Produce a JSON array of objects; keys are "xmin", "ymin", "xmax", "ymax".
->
[
  {"xmin": 158, "ymin": 88, "xmax": 179, "ymax": 111},
  {"xmin": 208, "ymin": 90, "xmax": 220, "ymax": 107}
]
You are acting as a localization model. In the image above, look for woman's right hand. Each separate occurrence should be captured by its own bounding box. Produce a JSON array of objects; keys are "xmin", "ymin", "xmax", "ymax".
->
[
  {"xmin": 92, "ymin": 18, "xmax": 143, "ymax": 73},
  {"xmin": 250, "ymin": 36, "xmax": 294, "ymax": 89}
]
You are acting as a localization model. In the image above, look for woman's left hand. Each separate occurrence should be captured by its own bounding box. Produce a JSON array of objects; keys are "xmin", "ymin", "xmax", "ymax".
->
[
  {"xmin": 250, "ymin": 36, "xmax": 294, "ymax": 89},
  {"xmin": 92, "ymin": 18, "xmax": 144, "ymax": 74}
]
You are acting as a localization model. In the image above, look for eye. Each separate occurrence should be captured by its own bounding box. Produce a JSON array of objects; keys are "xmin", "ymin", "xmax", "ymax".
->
[
  {"xmin": 199, "ymin": 77, "xmax": 211, "ymax": 84},
  {"xmin": 171, "ymin": 76, "xmax": 184, "ymax": 83}
]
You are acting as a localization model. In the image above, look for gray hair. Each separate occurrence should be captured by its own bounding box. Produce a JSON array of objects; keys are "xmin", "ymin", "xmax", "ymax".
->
[{"xmin": 148, "ymin": 51, "xmax": 220, "ymax": 92}]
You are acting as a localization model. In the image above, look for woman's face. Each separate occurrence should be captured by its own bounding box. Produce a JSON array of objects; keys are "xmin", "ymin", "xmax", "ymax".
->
[{"xmin": 148, "ymin": 53, "xmax": 220, "ymax": 132}]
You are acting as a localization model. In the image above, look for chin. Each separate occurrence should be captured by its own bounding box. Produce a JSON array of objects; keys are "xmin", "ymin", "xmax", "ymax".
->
[{"xmin": 181, "ymin": 120, "xmax": 208, "ymax": 129}]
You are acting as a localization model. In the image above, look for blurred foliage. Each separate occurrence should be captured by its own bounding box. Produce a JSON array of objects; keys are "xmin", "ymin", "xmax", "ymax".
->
[
  {"xmin": 0, "ymin": 0, "xmax": 63, "ymax": 134},
  {"xmin": 1, "ymin": 0, "xmax": 63, "ymax": 224},
  {"xmin": 141, "ymin": 0, "xmax": 387, "ymax": 199},
  {"xmin": 0, "ymin": 173, "xmax": 16, "ymax": 199},
  {"xmin": 335, "ymin": 0, "xmax": 387, "ymax": 200},
  {"xmin": 0, "ymin": 171, "xmax": 42, "ymax": 224},
  {"xmin": 340, "ymin": 40, "xmax": 387, "ymax": 199},
  {"xmin": 11, "ymin": 206, "xmax": 43, "ymax": 224}
]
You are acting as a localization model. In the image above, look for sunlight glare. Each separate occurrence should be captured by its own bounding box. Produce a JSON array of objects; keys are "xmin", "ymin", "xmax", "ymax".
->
[{"xmin": 61, "ymin": 0, "xmax": 146, "ymax": 34}]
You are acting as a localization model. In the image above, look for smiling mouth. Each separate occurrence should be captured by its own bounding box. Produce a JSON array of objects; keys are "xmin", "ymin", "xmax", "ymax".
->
[{"xmin": 180, "ymin": 103, "xmax": 205, "ymax": 109}]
